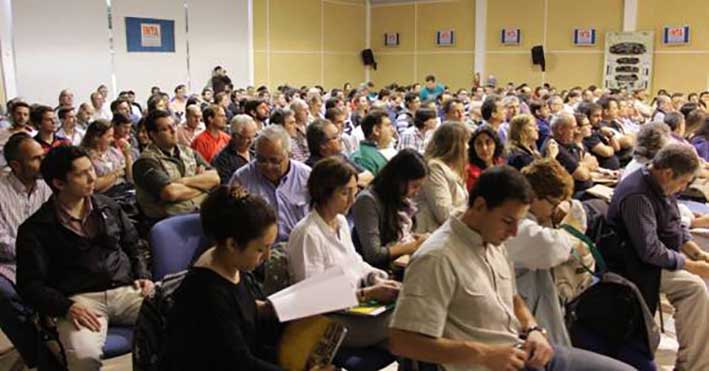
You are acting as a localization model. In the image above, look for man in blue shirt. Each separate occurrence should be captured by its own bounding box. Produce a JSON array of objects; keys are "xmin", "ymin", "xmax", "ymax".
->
[{"xmin": 229, "ymin": 125, "xmax": 311, "ymax": 243}]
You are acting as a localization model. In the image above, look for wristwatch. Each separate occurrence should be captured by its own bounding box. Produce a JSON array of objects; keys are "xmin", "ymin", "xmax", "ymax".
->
[{"xmin": 523, "ymin": 326, "xmax": 548, "ymax": 339}]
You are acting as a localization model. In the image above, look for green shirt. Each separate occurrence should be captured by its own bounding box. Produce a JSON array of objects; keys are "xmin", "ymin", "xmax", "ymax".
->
[{"xmin": 351, "ymin": 141, "xmax": 387, "ymax": 175}]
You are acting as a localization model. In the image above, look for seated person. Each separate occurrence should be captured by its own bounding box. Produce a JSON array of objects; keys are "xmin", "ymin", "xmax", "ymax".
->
[
  {"xmin": 16, "ymin": 145, "xmax": 153, "ymax": 370},
  {"xmin": 579, "ymin": 102, "xmax": 620, "ymax": 170},
  {"xmin": 547, "ymin": 113, "xmax": 597, "ymax": 196},
  {"xmin": 287, "ymin": 157, "xmax": 401, "ymax": 348},
  {"xmin": 230, "ymin": 125, "xmax": 310, "ymax": 243},
  {"xmin": 0, "ymin": 133, "xmax": 52, "ymax": 368},
  {"xmin": 191, "ymin": 105, "xmax": 230, "ymax": 163},
  {"xmin": 507, "ymin": 114, "xmax": 558, "ymax": 170},
  {"xmin": 607, "ymin": 144, "xmax": 709, "ymax": 370},
  {"xmin": 162, "ymin": 185, "xmax": 283, "ymax": 370},
  {"xmin": 133, "ymin": 110, "xmax": 220, "ymax": 222},
  {"xmin": 351, "ymin": 111, "xmax": 394, "ymax": 175},
  {"xmin": 305, "ymin": 118, "xmax": 373, "ymax": 187},
  {"xmin": 466, "ymin": 125, "xmax": 504, "ymax": 191},
  {"xmin": 211, "ymin": 114, "xmax": 257, "ymax": 184},
  {"xmin": 32, "ymin": 105, "xmax": 71, "ymax": 154},
  {"xmin": 112, "ymin": 113, "xmax": 140, "ymax": 160},
  {"xmin": 621, "ymin": 122, "xmax": 671, "ymax": 181},
  {"xmin": 352, "ymin": 149, "xmax": 429, "ymax": 270},
  {"xmin": 598, "ymin": 96, "xmax": 635, "ymax": 165},
  {"xmin": 81, "ymin": 120, "xmax": 133, "ymax": 194},
  {"xmin": 506, "ymin": 159, "xmax": 588, "ymax": 347},
  {"xmin": 388, "ymin": 166, "xmax": 634, "ymax": 371},
  {"xmin": 416, "ymin": 122, "xmax": 470, "ymax": 233},
  {"xmin": 690, "ymin": 116, "xmax": 709, "ymax": 162},
  {"xmin": 397, "ymin": 108, "xmax": 437, "ymax": 154}
]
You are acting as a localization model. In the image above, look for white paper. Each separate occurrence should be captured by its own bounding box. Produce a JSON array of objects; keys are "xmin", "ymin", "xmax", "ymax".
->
[{"xmin": 268, "ymin": 266, "xmax": 358, "ymax": 322}]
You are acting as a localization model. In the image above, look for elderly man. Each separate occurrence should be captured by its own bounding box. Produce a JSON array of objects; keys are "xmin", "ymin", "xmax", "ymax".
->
[
  {"xmin": 480, "ymin": 95, "xmax": 507, "ymax": 144},
  {"xmin": 176, "ymin": 105, "xmax": 204, "ymax": 147},
  {"xmin": 229, "ymin": 125, "xmax": 310, "ymax": 243},
  {"xmin": 76, "ymin": 103, "xmax": 94, "ymax": 130},
  {"xmin": 289, "ymin": 99, "xmax": 311, "ymax": 162},
  {"xmin": 132, "ymin": 110, "xmax": 220, "ymax": 222},
  {"xmin": 547, "ymin": 113, "xmax": 597, "ymax": 195},
  {"xmin": 211, "ymin": 114, "xmax": 257, "ymax": 184},
  {"xmin": 55, "ymin": 89, "xmax": 74, "ymax": 112},
  {"xmin": 607, "ymin": 144, "xmax": 709, "ymax": 370}
]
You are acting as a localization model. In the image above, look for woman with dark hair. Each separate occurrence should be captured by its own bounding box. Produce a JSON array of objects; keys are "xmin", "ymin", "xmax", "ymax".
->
[
  {"xmin": 80, "ymin": 120, "xmax": 132, "ymax": 193},
  {"xmin": 352, "ymin": 149, "xmax": 430, "ymax": 269},
  {"xmin": 466, "ymin": 125, "xmax": 504, "ymax": 191},
  {"xmin": 691, "ymin": 116, "xmax": 709, "ymax": 161},
  {"xmin": 135, "ymin": 117, "xmax": 152, "ymax": 153},
  {"xmin": 163, "ymin": 185, "xmax": 284, "ymax": 370},
  {"xmin": 287, "ymin": 157, "xmax": 401, "ymax": 347}
]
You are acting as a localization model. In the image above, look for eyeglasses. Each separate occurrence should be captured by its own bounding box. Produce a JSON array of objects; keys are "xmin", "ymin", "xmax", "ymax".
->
[
  {"xmin": 544, "ymin": 196, "xmax": 563, "ymax": 209},
  {"xmin": 255, "ymin": 154, "xmax": 284, "ymax": 166}
]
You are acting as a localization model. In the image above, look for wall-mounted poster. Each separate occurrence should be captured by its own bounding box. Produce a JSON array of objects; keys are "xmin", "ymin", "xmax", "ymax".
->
[
  {"xmin": 436, "ymin": 29, "xmax": 455, "ymax": 46},
  {"xmin": 574, "ymin": 28, "xmax": 596, "ymax": 46},
  {"xmin": 125, "ymin": 17, "xmax": 175, "ymax": 52},
  {"xmin": 603, "ymin": 31, "xmax": 654, "ymax": 90},
  {"xmin": 384, "ymin": 33, "xmax": 399, "ymax": 47},
  {"xmin": 501, "ymin": 28, "xmax": 521, "ymax": 45},
  {"xmin": 663, "ymin": 25, "xmax": 690, "ymax": 45}
]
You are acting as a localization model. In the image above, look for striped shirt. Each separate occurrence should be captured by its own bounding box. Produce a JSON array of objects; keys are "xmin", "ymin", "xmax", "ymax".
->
[{"xmin": 0, "ymin": 173, "xmax": 52, "ymax": 283}]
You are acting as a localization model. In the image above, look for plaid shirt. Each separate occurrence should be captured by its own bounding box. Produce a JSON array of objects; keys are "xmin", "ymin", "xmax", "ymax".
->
[{"xmin": 397, "ymin": 126, "xmax": 426, "ymax": 154}]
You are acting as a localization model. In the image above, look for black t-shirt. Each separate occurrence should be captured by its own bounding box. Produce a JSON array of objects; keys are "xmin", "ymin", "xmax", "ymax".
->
[
  {"xmin": 163, "ymin": 267, "xmax": 282, "ymax": 371},
  {"xmin": 556, "ymin": 144, "xmax": 593, "ymax": 193},
  {"xmin": 582, "ymin": 131, "xmax": 620, "ymax": 170},
  {"xmin": 507, "ymin": 147, "xmax": 535, "ymax": 170}
]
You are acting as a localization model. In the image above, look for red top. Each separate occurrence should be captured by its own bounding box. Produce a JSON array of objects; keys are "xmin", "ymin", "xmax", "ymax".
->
[
  {"xmin": 191, "ymin": 130, "xmax": 231, "ymax": 163},
  {"xmin": 466, "ymin": 163, "xmax": 484, "ymax": 192},
  {"xmin": 34, "ymin": 134, "xmax": 71, "ymax": 154}
]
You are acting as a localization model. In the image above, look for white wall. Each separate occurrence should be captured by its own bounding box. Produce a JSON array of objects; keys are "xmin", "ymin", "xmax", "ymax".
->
[
  {"xmin": 11, "ymin": 0, "xmax": 113, "ymax": 106},
  {"xmin": 3, "ymin": 0, "xmax": 252, "ymax": 106},
  {"xmin": 186, "ymin": 0, "xmax": 252, "ymax": 92},
  {"xmin": 111, "ymin": 0, "xmax": 189, "ymax": 104}
]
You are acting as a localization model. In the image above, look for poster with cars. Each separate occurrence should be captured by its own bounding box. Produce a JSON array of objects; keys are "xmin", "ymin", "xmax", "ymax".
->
[{"xmin": 603, "ymin": 31, "xmax": 654, "ymax": 90}]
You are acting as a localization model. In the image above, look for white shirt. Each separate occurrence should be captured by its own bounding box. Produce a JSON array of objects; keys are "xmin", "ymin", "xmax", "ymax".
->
[
  {"xmin": 56, "ymin": 126, "xmax": 85, "ymax": 146},
  {"xmin": 287, "ymin": 210, "xmax": 387, "ymax": 288},
  {"xmin": 505, "ymin": 213, "xmax": 576, "ymax": 270}
]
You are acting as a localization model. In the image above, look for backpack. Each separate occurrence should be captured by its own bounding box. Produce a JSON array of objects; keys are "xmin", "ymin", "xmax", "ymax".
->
[{"xmin": 132, "ymin": 271, "xmax": 188, "ymax": 371}]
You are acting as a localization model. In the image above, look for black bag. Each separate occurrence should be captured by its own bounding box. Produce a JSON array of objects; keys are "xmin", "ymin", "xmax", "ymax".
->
[
  {"xmin": 565, "ymin": 272, "xmax": 660, "ymax": 358},
  {"xmin": 132, "ymin": 271, "xmax": 188, "ymax": 371}
]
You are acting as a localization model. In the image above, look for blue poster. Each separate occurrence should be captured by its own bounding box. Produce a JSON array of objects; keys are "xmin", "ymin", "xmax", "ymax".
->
[{"xmin": 125, "ymin": 17, "xmax": 175, "ymax": 52}]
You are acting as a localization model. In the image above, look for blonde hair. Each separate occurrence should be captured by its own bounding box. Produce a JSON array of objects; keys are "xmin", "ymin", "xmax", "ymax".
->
[
  {"xmin": 425, "ymin": 122, "xmax": 470, "ymax": 178},
  {"xmin": 508, "ymin": 114, "xmax": 536, "ymax": 147}
]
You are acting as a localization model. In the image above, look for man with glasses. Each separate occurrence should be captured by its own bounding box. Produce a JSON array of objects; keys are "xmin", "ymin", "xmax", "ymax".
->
[
  {"xmin": 212, "ymin": 114, "xmax": 257, "ymax": 184},
  {"xmin": 229, "ymin": 125, "xmax": 310, "ymax": 243},
  {"xmin": 547, "ymin": 113, "xmax": 597, "ymax": 196},
  {"xmin": 133, "ymin": 110, "xmax": 219, "ymax": 222}
]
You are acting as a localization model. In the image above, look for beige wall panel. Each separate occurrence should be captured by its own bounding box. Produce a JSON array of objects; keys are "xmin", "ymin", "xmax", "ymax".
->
[
  {"xmin": 415, "ymin": 0, "xmax": 475, "ymax": 51},
  {"xmin": 371, "ymin": 4, "xmax": 415, "ymax": 52},
  {"xmin": 270, "ymin": 0, "xmax": 322, "ymax": 51}
]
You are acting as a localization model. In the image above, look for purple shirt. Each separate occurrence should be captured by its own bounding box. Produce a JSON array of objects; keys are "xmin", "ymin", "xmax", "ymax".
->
[{"xmin": 229, "ymin": 160, "xmax": 311, "ymax": 242}]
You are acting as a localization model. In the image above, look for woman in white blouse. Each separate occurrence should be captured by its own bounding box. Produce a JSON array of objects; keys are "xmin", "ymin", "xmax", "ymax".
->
[
  {"xmin": 415, "ymin": 122, "xmax": 470, "ymax": 233},
  {"xmin": 287, "ymin": 157, "xmax": 400, "ymax": 348}
]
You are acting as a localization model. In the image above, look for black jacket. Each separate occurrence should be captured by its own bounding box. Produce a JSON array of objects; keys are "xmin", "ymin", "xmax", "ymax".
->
[{"xmin": 16, "ymin": 194, "xmax": 150, "ymax": 317}]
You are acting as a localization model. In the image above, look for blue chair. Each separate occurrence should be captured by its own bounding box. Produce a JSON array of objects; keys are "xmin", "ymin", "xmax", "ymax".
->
[
  {"xmin": 149, "ymin": 213, "xmax": 211, "ymax": 281},
  {"xmin": 333, "ymin": 346, "xmax": 396, "ymax": 371}
]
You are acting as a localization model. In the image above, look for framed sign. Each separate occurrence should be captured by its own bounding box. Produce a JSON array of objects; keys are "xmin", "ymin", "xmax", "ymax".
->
[
  {"xmin": 663, "ymin": 25, "xmax": 689, "ymax": 45},
  {"xmin": 125, "ymin": 17, "xmax": 175, "ymax": 52},
  {"xmin": 574, "ymin": 28, "xmax": 596, "ymax": 46},
  {"xmin": 436, "ymin": 29, "xmax": 455, "ymax": 46},
  {"xmin": 384, "ymin": 33, "xmax": 399, "ymax": 47},
  {"xmin": 501, "ymin": 28, "xmax": 521, "ymax": 45},
  {"xmin": 603, "ymin": 31, "xmax": 654, "ymax": 90}
]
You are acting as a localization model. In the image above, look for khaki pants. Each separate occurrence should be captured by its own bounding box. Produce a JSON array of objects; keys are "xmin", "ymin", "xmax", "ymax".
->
[
  {"xmin": 661, "ymin": 269, "xmax": 709, "ymax": 371},
  {"xmin": 56, "ymin": 285, "xmax": 144, "ymax": 371}
]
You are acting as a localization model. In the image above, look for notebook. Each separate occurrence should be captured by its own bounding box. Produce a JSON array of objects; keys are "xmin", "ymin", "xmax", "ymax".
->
[
  {"xmin": 278, "ymin": 315, "xmax": 348, "ymax": 370},
  {"xmin": 345, "ymin": 301, "xmax": 394, "ymax": 317}
]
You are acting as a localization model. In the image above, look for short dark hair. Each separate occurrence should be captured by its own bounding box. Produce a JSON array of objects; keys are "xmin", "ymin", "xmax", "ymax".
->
[
  {"xmin": 244, "ymin": 99, "xmax": 267, "ymax": 116},
  {"xmin": 306, "ymin": 118, "xmax": 330, "ymax": 156},
  {"xmin": 325, "ymin": 107, "xmax": 345, "ymax": 121},
  {"xmin": 425, "ymin": 75, "xmax": 436, "ymax": 82},
  {"xmin": 111, "ymin": 113, "xmax": 132, "ymax": 127},
  {"xmin": 413, "ymin": 108, "xmax": 437, "ymax": 129},
  {"xmin": 200, "ymin": 186, "xmax": 277, "ymax": 248},
  {"xmin": 468, "ymin": 126, "xmax": 503, "ymax": 170},
  {"xmin": 307, "ymin": 156, "xmax": 357, "ymax": 207},
  {"xmin": 597, "ymin": 96, "xmax": 618, "ymax": 111},
  {"xmin": 202, "ymin": 104, "xmax": 222, "ymax": 126},
  {"xmin": 680, "ymin": 102, "xmax": 699, "ymax": 118},
  {"xmin": 30, "ymin": 105, "xmax": 53, "ymax": 126},
  {"xmin": 481, "ymin": 95, "xmax": 501, "ymax": 121},
  {"xmin": 269, "ymin": 108, "xmax": 293, "ymax": 126},
  {"xmin": 110, "ymin": 99, "xmax": 129, "ymax": 113},
  {"xmin": 468, "ymin": 165, "xmax": 534, "ymax": 209},
  {"xmin": 144, "ymin": 109, "xmax": 172, "ymax": 133},
  {"xmin": 57, "ymin": 107, "xmax": 74, "ymax": 120},
  {"xmin": 11, "ymin": 101, "xmax": 30, "ymax": 115},
  {"xmin": 40, "ymin": 145, "xmax": 90, "ymax": 193},
  {"xmin": 3, "ymin": 132, "xmax": 33, "ymax": 165},
  {"xmin": 325, "ymin": 97, "xmax": 341, "ymax": 110},
  {"xmin": 663, "ymin": 112, "xmax": 684, "ymax": 132},
  {"xmin": 361, "ymin": 110, "xmax": 389, "ymax": 139},
  {"xmin": 442, "ymin": 98, "xmax": 463, "ymax": 115},
  {"xmin": 404, "ymin": 92, "xmax": 419, "ymax": 108},
  {"xmin": 652, "ymin": 143, "xmax": 700, "ymax": 178}
]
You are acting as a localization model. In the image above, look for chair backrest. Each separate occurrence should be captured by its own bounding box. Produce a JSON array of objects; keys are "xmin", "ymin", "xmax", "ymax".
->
[{"xmin": 149, "ymin": 213, "xmax": 212, "ymax": 281}]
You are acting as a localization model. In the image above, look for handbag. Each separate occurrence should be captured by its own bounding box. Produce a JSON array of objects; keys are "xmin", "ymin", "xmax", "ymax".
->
[{"xmin": 552, "ymin": 224, "xmax": 602, "ymax": 303}]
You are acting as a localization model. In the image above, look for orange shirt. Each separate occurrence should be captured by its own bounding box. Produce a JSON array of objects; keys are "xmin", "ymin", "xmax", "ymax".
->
[{"xmin": 191, "ymin": 130, "xmax": 230, "ymax": 163}]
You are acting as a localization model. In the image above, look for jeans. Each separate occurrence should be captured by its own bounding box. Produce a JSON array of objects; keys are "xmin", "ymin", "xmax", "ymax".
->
[
  {"xmin": 526, "ymin": 345, "xmax": 636, "ymax": 371},
  {"xmin": 0, "ymin": 275, "xmax": 39, "ymax": 367}
]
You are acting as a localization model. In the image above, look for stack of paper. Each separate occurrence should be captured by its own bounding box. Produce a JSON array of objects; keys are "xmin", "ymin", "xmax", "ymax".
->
[
  {"xmin": 585, "ymin": 184, "xmax": 614, "ymax": 202},
  {"xmin": 268, "ymin": 266, "xmax": 358, "ymax": 322}
]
